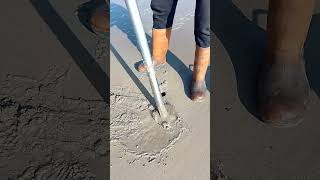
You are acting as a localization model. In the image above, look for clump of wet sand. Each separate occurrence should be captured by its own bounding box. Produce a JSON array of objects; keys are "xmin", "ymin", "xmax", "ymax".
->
[{"xmin": 110, "ymin": 86, "xmax": 189, "ymax": 164}]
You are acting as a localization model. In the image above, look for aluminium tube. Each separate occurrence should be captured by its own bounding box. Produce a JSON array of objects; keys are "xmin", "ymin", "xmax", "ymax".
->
[{"xmin": 124, "ymin": 0, "xmax": 168, "ymax": 118}]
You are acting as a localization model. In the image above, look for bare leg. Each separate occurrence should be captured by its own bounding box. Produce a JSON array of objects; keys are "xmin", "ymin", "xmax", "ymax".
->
[
  {"xmin": 191, "ymin": 0, "xmax": 210, "ymax": 102},
  {"xmin": 259, "ymin": 0, "xmax": 314, "ymax": 127},
  {"xmin": 90, "ymin": 1, "xmax": 109, "ymax": 33}
]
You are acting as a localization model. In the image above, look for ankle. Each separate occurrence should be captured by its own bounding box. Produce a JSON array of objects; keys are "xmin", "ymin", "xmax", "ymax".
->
[
  {"xmin": 266, "ymin": 49, "xmax": 303, "ymax": 63},
  {"xmin": 152, "ymin": 57, "xmax": 166, "ymax": 64},
  {"xmin": 192, "ymin": 80, "xmax": 206, "ymax": 88}
]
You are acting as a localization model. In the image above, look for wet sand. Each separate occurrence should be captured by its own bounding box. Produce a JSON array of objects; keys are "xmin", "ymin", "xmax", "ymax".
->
[
  {"xmin": 0, "ymin": 0, "xmax": 108, "ymax": 179},
  {"xmin": 212, "ymin": 0, "xmax": 320, "ymax": 179},
  {"xmin": 110, "ymin": 0, "xmax": 210, "ymax": 179}
]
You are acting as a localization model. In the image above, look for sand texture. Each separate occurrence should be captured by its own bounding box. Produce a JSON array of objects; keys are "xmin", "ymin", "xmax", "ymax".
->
[
  {"xmin": 110, "ymin": 0, "xmax": 210, "ymax": 179},
  {"xmin": 0, "ymin": 0, "xmax": 109, "ymax": 179}
]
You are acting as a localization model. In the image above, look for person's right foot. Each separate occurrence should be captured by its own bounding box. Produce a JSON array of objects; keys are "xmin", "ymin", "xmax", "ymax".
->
[
  {"xmin": 258, "ymin": 52, "xmax": 311, "ymax": 127},
  {"xmin": 191, "ymin": 80, "xmax": 207, "ymax": 102},
  {"xmin": 259, "ymin": 0, "xmax": 314, "ymax": 127},
  {"xmin": 191, "ymin": 46, "xmax": 210, "ymax": 102}
]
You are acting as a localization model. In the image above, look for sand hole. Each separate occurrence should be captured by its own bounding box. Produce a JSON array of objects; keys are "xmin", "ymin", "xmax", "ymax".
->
[{"xmin": 110, "ymin": 86, "xmax": 188, "ymax": 158}]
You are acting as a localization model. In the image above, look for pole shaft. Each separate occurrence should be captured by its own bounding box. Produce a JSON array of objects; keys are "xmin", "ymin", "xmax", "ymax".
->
[{"xmin": 124, "ymin": 0, "xmax": 168, "ymax": 118}]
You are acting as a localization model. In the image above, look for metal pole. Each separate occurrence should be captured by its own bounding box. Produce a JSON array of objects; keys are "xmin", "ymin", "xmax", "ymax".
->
[{"xmin": 124, "ymin": 0, "xmax": 168, "ymax": 118}]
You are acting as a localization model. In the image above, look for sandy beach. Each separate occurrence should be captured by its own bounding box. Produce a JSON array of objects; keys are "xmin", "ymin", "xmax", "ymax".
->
[
  {"xmin": 3, "ymin": 0, "xmax": 320, "ymax": 179},
  {"xmin": 0, "ymin": 0, "xmax": 108, "ymax": 179},
  {"xmin": 110, "ymin": 0, "xmax": 210, "ymax": 179}
]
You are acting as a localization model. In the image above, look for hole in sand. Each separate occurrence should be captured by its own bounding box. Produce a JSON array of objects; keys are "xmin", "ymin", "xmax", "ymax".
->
[{"xmin": 110, "ymin": 86, "xmax": 188, "ymax": 159}]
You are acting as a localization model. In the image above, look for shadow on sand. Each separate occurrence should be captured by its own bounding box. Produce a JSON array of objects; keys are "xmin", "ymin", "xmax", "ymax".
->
[{"xmin": 30, "ymin": 0, "xmax": 109, "ymax": 103}]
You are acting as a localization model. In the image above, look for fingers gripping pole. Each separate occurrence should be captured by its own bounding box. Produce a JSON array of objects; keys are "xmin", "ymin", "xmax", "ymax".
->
[{"xmin": 124, "ymin": 0, "xmax": 168, "ymax": 118}]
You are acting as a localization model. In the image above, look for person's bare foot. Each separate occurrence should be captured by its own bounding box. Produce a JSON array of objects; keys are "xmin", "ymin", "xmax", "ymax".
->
[
  {"xmin": 258, "ymin": 52, "xmax": 311, "ymax": 127},
  {"xmin": 90, "ymin": 4, "xmax": 109, "ymax": 33},
  {"xmin": 191, "ymin": 80, "xmax": 207, "ymax": 102},
  {"xmin": 135, "ymin": 28, "xmax": 171, "ymax": 73},
  {"xmin": 190, "ymin": 46, "xmax": 210, "ymax": 102},
  {"xmin": 136, "ymin": 60, "xmax": 166, "ymax": 73}
]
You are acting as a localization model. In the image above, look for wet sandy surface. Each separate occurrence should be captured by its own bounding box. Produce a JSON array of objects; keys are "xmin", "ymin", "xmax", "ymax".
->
[
  {"xmin": 0, "ymin": 0, "xmax": 108, "ymax": 179},
  {"xmin": 110, "ymin": 86, "xmax": 188, "ymax": 160},
  {"xmin": 110, "ymin": 0, "xmax": 210, "ymax": 179},
  {"xmin": 212, "ymin": 0, "xmax": 320, "ymax": 179}
]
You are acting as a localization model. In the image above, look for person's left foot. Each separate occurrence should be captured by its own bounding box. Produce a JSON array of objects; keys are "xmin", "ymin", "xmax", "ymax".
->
[
  {"xmin": 90, "ymin": 4, "xmax": 109, "ymax": 33},
  {"xmin": 258, "ymin": 52, "xmax": 311, "ymax": 128}
]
